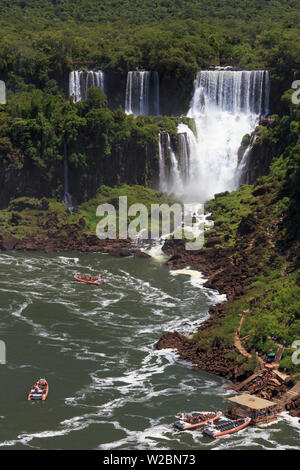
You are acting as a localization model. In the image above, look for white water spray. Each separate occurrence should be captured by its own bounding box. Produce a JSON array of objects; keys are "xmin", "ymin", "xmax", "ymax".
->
[
  {"xmin": 175, "ymin": 70, "xmax": 270, "ymax": 201},
  {"xmin": 158, "ymin": 132, "xmax": 182, "ymax": 195},
  {"xmin": 237, "ymin": 134, "xmax": 258, "ymax": 185},
  {"xmin": 69, "ymin": 70, "xmax": 105, "ymax": 102},
  {"xmin": 125, "ymin": 71, "xmax": 160, "ymax": 116}
]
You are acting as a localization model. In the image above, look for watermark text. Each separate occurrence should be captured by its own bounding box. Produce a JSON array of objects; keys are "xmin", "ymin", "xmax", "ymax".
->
[
  {"xmin": 96, "ymin": 197, "xmax": 205, "ymax": 251},
  {"xmin": 291, "ymin": 80, "xmax": 300, "ymax": 105}
]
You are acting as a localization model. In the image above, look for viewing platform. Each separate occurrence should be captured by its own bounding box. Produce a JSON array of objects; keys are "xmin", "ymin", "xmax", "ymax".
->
[{"xmin": 226, "ymin": 394, "xmax": 278, "ymax": 426}]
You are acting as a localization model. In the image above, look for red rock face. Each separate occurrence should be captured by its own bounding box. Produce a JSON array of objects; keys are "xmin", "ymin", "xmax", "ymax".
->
[
  {"xmin": 286, "ymin": 397, "xmax": 300, "ymax": 417},
  {"xmin": 162, "ymin": 238, "xmax": 252, "ymax": 301},
  {"xmin": 1, "ymin": 233, "xmax": 18, "ymax": 250},
  {"xmin": 156, "ymin": 331, "xmax": 240, "ymax": 381}
]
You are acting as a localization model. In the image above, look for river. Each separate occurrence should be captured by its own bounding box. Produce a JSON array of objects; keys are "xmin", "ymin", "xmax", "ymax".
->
[{"xmin": 0, "ymin": 252, "xmax": 298, "ymax": 450}]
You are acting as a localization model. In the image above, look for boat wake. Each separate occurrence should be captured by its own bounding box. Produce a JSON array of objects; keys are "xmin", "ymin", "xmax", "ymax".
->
[{"xmin": 0, "ymin": 252, "xmax": 298, "ymax": 450}]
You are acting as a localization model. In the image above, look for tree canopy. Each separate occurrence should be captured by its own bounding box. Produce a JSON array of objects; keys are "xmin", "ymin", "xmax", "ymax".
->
[{"xmin": 0, "ymin": 0, "xmax": 299, "ymax": 96}]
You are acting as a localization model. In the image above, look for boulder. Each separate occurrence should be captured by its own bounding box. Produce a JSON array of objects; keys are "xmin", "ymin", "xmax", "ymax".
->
[
  {"xmin": 109, "ymin": 248, "xmax": 131, "ymax": 257},
  {"xmin": 1, "ymin": 233, "xmax": 18, "ymax": 250},
  {"xmin": 132, "ymin": 250, "xmax": 151, "ymax": 258}
]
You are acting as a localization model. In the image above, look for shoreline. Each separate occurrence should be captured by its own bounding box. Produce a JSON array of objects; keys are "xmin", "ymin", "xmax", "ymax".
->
[
  {"xmin": 1, "ymin": 237, "xmax": 299, "ymax": 419},
  {"xmin": 0, "ymin": 232, "xmax": 151, "ymax": 259},
  {"xmin": 155, "ymin": 239, "xmax": 300, "ymax": 419},
  {"xmin": 157, "ymin": 239, "xmax": 248, "ymax": 381}
]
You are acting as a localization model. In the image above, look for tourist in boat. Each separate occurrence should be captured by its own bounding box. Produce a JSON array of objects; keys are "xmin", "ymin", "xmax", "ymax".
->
[{"xmin": 34, "ymin": 385, "xmax": 42, "ymax": 394}]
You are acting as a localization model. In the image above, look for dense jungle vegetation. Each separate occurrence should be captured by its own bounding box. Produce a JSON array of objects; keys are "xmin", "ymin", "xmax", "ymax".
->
[
  {"xmin": 0, "ymin": 1, "xmax": 299, "ymax": 369},
  {"xmin": 0, "ymin": 0, "xmax": 299, "ymax": 213},
  {"xmin": 0, "ymin": 0, "xmax": 300, "ymax": 97},
  {"xmin": 0, "ymin": 85, "xmax": 189, "ymax": 206}
]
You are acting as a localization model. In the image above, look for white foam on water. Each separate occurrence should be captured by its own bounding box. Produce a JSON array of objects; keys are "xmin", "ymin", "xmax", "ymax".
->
[
  {"xmin": 58, "ymin": 256, "xmax": 79, "ymax": 265},
  {"xmin": 144, "ymin": 243, "xmax": 169, "ymax": 262},
  {"xmin": 1, "ymin": 252, "xmax": 299, "ymax": 450},
  {"xmin": 170, "ymin": 268, "xmax": 206, "ymax": 286},
  {"xmin": 74, "ymin": 349, "xmax": 106, "ymax": 362},
  {"xmin": 170, "ymin": 267, "xmax": 227, "ymax": 305},
  {"xmin": 278, "ymin": 412, "xmax": 300, "ymax": 431},
  {"xmin": 0, "ymin": 254, "xmax": 15, "ymax": 265},
  {"xmin": 117, "ymin": 269, "xmax": 180, "ymax": 307},
  {"xmin": 98, "ymin": 420, "xmax": 172, "ymax": 450}
]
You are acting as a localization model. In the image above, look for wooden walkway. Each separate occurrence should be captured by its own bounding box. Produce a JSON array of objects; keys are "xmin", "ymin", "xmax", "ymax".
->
[
  {"xmin": 275, "ymin": 381, "xmax": 300, "ymax": 407},
  {"xmin": 234, "ymin": 311, "xmax": 251, "ymax": 359},
  {"xmin": 273, "ymin": 345, "xmax": 284, "ymax": 369},
  {"xmin": 227, "ymin": 372, "xmax": 261, "ymax": 392},
  {"xmin": 227, "ymin": 311, "xmax": 292, "ymax": 396},
  {"xmin": 226, "ymin": 310, "xmax": 265, "ymax": 391},
  {"xmin": 234, "ymin": 310, "xmax": 264, "ymax": 368}
]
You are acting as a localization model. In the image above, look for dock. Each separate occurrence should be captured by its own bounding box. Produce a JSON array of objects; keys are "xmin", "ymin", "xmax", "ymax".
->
[{"xmin": 226, "ymin": 393, "xmax": 278, "ymax": 425}]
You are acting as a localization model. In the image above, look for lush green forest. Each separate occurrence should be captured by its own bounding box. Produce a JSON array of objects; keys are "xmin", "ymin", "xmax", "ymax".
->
[
  {"xmin": 0, "ymin": 0, "xmax": 299, "ymax": 369},
  {"xmin": 0, "ymin": 0, "xmax": 299, "ymax": 98},
  {"xmin": 0, "ymin": 0, "xmax": 299, "ymax": 207},
  {"xmin": 0, "ymin": 86, "xmax": 188, "ymax": 206}
]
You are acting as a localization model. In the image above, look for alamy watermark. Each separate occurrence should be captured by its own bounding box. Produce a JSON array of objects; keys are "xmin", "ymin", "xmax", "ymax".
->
[
  {"xmin": 291, "ymin": 80, "xmax": 300, "ymax": 105},
  {"xmin": 292, "ymin": 340, "xmax": 300, "ymax": 366},
  {"xmin": 95, "ymin": 197, "xmax": 205, "ymax": 250},
  {"xmin": 0, "ymin": 340, "xmax": 6, "ymax": 365}
]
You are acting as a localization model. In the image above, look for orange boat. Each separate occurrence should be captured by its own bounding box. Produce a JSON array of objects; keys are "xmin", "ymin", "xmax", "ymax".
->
[
  {"xmin": 74, "ymin": 274, "xmax": 106, "ymax": 286},
  {"xmin": 173, "ymin": 411, "xmax": 222, "ymax": 430},
  {"xmin": 28, "ymin": 379, "xmax": 49, "ymax": 401},
  {"xmin": 203, "ymin": 417, "xmax": 251, "ymax": 437}
]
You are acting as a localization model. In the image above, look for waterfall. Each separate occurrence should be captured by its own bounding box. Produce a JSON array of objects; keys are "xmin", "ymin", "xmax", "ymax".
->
[
  {"xmin": 69, "ymin": 70, "xmax": 105, "ymax": 102},
  {"xmin": 158, "ymin": 133, "xmax": 168, "ymax": 192},
  {"xmin": 168, "ymin": 136, "xmax": 182, "ymax": 194},
  {"xmin": 125, "ymin": 71, "xmax": 160, "ymax": 116},
  {"xmin": 177, "ymin": 132, "xmax": 190, "ymax": 184},
  {"xmin": 189, "ymin": 70, "xmax": 270, "ymax": 116},
  {"xmin": 177, "ymin": 70, "xmax": 271, "ymax": 201},
  {"xmin": 177, "ymin": 123, "xmax": 201, "ymax": 186},
  {"xmin": 158, "ymin": 133, "xmax": 182, "ymax": 195},
  {"xmin": 237, "ymin": 134, "xmax": 258, "ymax": 185},
  {"xmin": 0, "ymin": 80, "xmax": 6, "ymax": 104},
  {"xmin": 63, "ymin": 142, "xmax": 75, "ymax": 214}
]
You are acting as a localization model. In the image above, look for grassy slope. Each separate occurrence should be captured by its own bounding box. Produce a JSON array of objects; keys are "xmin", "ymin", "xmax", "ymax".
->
[
  {"xmin": 79, "ymin": 184, "xmax": 179, "ymax": 232},
  {"xmin": 189, "ymin": 97, "xmax": 300, "ymax": 376},
  {"xmin": 191, "ymin": 177, "xmax": 300, "ymax": 374},
  {"xmin": 0, "ymin": 185, "xmax": 177, "ymax": 242}
]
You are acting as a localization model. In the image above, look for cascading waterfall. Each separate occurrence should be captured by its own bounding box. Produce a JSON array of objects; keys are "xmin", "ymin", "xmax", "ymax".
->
[
  {"xmin": 175, "ymin": 70, "xmax": 270, "ymax": 201},
  {"xmin": 190, "ymin": 70, "xmax": 270, "ymax": 116},
  {"xmin": 158, "ymin": 133, "xmax": 182, "ymax": 195},
  {"xmin": 63, "ymin": 142, "xmax": 75, "ymax": 214},
  {"xmin": 237, "ymin": 134, "xmax": 258, "ymax": 185},
  {"xmin": 69, "ymin": 70, "xmax": 105, "ymax": 102},
  {"xmin": 125, "ymin": 71, "xmax": 160, "ymax": 116},
  {"xmin": 177, "ymin": 132, "xmax": 190, "ymax": 184},
  {"xmin": 0, "ymin": 80, "xmax": 6, "ymax": 104},
  {"xmin": 177, "ymin": 123, "xmax": 200, "ymax": 187},
  {"xmin": 158, "ymin": 132, "xmax": 168, "ymax": 192}
]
